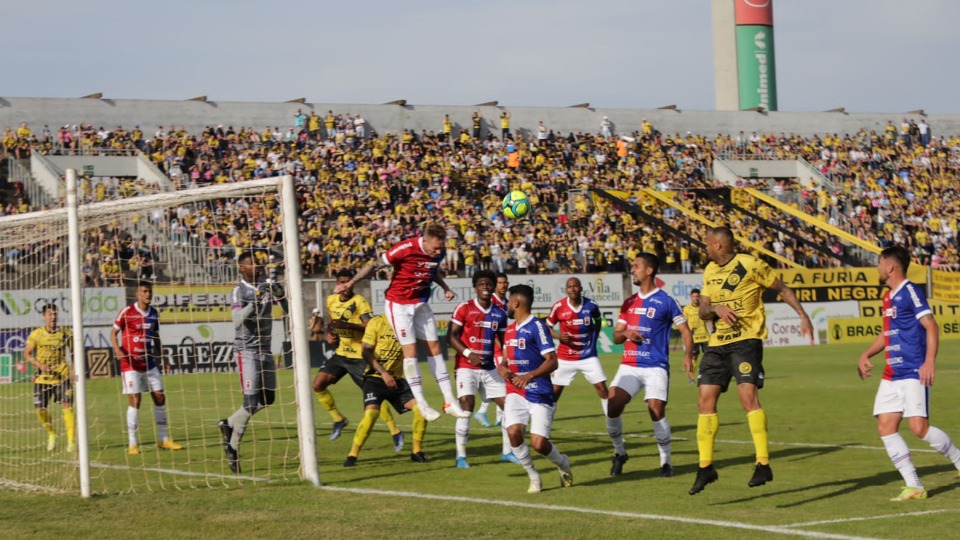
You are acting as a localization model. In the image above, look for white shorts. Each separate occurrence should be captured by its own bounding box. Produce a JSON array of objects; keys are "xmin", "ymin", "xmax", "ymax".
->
[
  {"xmin": 456, "ymin": 367, "xmax": 506, "ymax": 401},
  {"xmin": 610, "ymin": 364, "xmax": 669, "ymax": 403},
  {"xmin": 503, "ymin": 393, "xmax": 555, "ymax": 438},
  {"xmin": 873, "ymin": 378, "xmax": 929, "ymax": 418},
  {"xmin": 551, "ymin": 357, "xmax": 607, "ymax": 386},
  {"xmin": 122, "ymin": 367, "xmax": 164, "ymax": 394},
  {"xmin": 384, "ymin": 300, "xmax": 438, "ymax": 346}
]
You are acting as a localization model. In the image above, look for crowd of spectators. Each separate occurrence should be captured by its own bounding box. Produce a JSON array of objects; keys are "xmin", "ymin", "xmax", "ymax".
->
[{"xmin": 2, "ymin": 112, "xmax": 959, "ymax": 285}]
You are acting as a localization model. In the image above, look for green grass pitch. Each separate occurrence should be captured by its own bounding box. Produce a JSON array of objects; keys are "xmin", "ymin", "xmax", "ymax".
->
[{"xmin": 2, "ymin": 341, "xmax": 960, "ymax": 539}]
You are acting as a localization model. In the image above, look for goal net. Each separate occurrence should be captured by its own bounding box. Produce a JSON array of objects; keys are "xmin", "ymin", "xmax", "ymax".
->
[{"xmin": 0, "ymin": 173, "xmax": 317, "ymax": 496}]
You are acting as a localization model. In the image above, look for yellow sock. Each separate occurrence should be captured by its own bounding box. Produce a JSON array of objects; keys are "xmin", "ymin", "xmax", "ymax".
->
[
  {"xmin": 379, "ymin": 406, "xmax": 400, "ymax": 436},
  {"xmin": 412, "ymin": 406, "xmax": 426, "ymax": 454},
  {"xmin": 63, "ymin": 407, "xmax": 76, "ymax": 443},
  {"xmin": 349, "ymin": 408, "xmax": 379, "ymax": 458},
  {"xmin": 37, "ymin": 409, "xmax": 55, "ymax": 435},
  {"xmin": 697, "ymin": 413, "xmax": 719, "ymax": 467},
  {"xmin": 315, "ymin": 390, "xmax": 345, "ymax": 422},
  {"xmin": 747, "ymin": 409, "xmax": 769, "ymax": 465}
]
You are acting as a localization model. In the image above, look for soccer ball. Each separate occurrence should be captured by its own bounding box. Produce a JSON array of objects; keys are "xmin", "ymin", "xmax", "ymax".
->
[{"xmin": 501, "ymin": 190, "xmax": 531, "ymax": 219}]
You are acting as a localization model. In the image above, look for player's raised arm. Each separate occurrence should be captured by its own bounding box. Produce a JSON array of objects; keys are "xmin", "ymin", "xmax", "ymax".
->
[
  {"xmin": 766, "ymin": 279, "xmax": 813, "ymax": 345},
  {"xmin": 432, "ymin": 272, "xmax": 455, "ymax": 301},
  {"xmin": 335, "ymin": 259, "xmax": 385, "ymax": 294}
]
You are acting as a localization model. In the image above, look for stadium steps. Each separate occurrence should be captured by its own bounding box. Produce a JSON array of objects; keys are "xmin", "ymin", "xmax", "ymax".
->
[
  {"xmin": 742, "ymin": 187, "xmax": 881, "ymax": 261},
  {"xmin": 639, "ymin": 187, "xmax": 801, "ymax": 269},
  {"xmin": 589, "ymin": 188, "xmax": 706, "ymax": 249},
  {"xmin": 695, "ymin": 188, "xmax": 856, "ymax": 267}
]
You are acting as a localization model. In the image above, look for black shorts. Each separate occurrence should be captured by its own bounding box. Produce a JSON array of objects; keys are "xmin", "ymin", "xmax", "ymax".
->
[
  {"xmin": 361, "ymin": 376, "xmax": 414, "ymax": 414},
  {"xmin": 34, "ymin": 381, "xmax": 72, "ymax": 409},
  {"xmin": 318, "ymin": 354, "xmax": 366, "ymax": 388},
  {"xmin": 697, "ymin": 339, "xmax": 764, "ymax": 392},
  {"xmin": 692, "ymin": 342, "xmax": 709, "ymax": 355}
]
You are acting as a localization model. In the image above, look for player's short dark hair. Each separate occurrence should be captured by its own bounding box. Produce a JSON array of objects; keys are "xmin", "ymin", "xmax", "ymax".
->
[
  {"xmin": 336, "ymin": 268, "xmax": 356, "ymax": 280},
  {"xmin": 880, "ymin": 245, "xmax": 911, "ymax": 272},
  {"xmin": 508, "ymin": 284, "xmax": 533, "ymax": 309},
  {"xmin": 637, "ymin": 252, "xmax": 660, "ymax": 277},
  {"xmin": 690, "ymin": 288, "xmax": 701, "ymax": 295},
  {"xmin": 137, "ymin": 280, "xmax": 153, "ymax": 290},
  {"xmin": 473, "ymin": 269, "xmax": 496, "ymax": 287},
  {"xmin": 237, "ymin": 251, "xmax": 254, "ymax": 264},
  {"xmin": 496, "ymin": 272, "xmax": 508, "ymax": 281},
  {"xmin": 41, "ymin": 303, "xmax": 57, "ymax": 314}
]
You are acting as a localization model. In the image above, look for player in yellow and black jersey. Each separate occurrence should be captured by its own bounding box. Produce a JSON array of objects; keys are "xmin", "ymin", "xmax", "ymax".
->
[
  {"xmin": 312, "ymin": 269, "xmax": 403, "ymax": 446},
  {"xmin": 23, "ymin": 304, "xmax": 76, "ymax": 452},
  {"xmin": 343, "ymin": 314, "xmax": 429, "ymax": 467},
  {"xmin": 681, "ymin": 288, "xmax": 711, "ymax": 383},
  {"xmin": 689, "ymin": 226, "xmax": 813, "ymax": 496}
]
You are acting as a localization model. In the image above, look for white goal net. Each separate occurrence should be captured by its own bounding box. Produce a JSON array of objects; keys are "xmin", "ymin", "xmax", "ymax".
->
[{"xmin": 0, "ymin": 172, "xmax": 317, "ymax": 496}]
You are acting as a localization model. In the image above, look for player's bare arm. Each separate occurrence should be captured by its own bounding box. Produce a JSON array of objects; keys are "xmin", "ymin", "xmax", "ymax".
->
[
  {"xmin": 110, "ymin": 326, "xmax": 125, "ymax": 362},
  {"xmin": 432, "ymin": 272, "xmax": 456, "ymax": 301},
  {"xmin": 699, "ymin": 294, "xmax": 738, "ymax": 326},
  {"xmin": 448, "ymin": 321, "xmax": 481, "ymax": 367},
  {"xmin": 362, "ymin": 343, "xmax": 396, "ymax": 390},
  {"xmin": 767, "ymin": 279, "xmax": 814, "ymax": 344},
  {"xmin": 857, "ymin": 332, "xmax": 885, "ymax": 379},
  {"xmin": 328, "ymin": 313, "xmax": 371, "ymax": 332},
  {"xmin": 335, "ymin": 260, "xmax": 385, "ymax": 294},
  {"xmin": 918, "ymin": 313, "xmax": 939, "ymax": 387},
  {"xmin": 512, "ymin": 351, "xmax": 558, "ymax": 390},
  {"xmin": 677, "ymin": 322, "xmax": 695, "ymax": 379},
  {"xmin": 612, "ymin": 322, "xmax": 643, "ymax": 345},
  {"xmin": 23, "ymin": 341, "xmax": 48, "ymax": 373}
]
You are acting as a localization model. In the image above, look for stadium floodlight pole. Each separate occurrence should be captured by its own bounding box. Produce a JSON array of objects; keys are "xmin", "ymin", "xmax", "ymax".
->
[
  {"xmin": 279, "ymin": 174, "xmax": 320, "ymax": 486},
  {"xmin": 66, "ymin": 168, "xmax": 92, "ymax": 498}
]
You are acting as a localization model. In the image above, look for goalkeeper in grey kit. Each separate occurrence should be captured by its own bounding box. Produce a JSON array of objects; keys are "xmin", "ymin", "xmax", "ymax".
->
[{"xmin": 220, "ymin": 251, "xmax": 287, "ymax": 473}]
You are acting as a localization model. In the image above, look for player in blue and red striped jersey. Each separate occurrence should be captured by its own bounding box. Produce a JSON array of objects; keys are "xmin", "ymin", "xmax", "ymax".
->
[
  {"xmin": 858, "ymin": 245, "xmax": 960, "ymax": 501},
  {"xmin": 448, "ymin": 270, "xmax": 513, "ymax": 468},
  {"xmin": 546, "ymin": 277, "xmax": 609, "ymax": 414},
  {"xmin": 110, "ymin": 281, "xmax": 183, "ymax": 455},
  {"xmin": 337, "ymin": 223, "xmax": 469, "ymax": 422},
  {"xmin": 498, "ymin": 284, "xmax": 573, "ymax": 493},
  {"xmin": 474, "ymin": 272, "xmax": 511, "ymax": 429},
  {"xmin": 607, "ymin": 253, "xmax": 693, "ymax": 478}
]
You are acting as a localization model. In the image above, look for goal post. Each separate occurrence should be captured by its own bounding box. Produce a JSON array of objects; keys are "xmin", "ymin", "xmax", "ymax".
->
[{"xmin": 0, "ymin": 171, "xmax": 319, "ymax": 496}]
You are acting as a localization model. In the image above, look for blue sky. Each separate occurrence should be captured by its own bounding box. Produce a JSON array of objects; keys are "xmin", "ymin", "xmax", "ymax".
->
[{"xmin": 4, "ymin": 0, "xmax": 957, "ymax": 113}]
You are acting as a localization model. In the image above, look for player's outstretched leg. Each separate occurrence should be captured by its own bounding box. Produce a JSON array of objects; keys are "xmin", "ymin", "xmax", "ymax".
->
[
  {"xmin": 403, "ymin": 358, "xmax": 440, "ymax": 421},
  {"xmin": 922, "ymin": 425, "xmax": 960, "ymax": 475}
]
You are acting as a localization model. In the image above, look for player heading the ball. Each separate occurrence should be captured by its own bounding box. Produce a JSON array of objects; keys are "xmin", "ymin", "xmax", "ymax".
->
[{"xmin": 336, "ymin": 222, "xmax": 470, "ymax": 421}]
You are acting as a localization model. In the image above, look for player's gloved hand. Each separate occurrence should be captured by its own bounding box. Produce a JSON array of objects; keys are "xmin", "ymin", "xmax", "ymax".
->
[{"xmin": 269, "ymin": 281, "xmax": 285, "ymax": 299}]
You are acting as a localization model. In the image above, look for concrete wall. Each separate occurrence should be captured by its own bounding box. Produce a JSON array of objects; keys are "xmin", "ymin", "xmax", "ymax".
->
[
  {"xmin": 712, "ymin": 0, "xmax": 739, "ymax": 111},
  {"xmin": 1, "ymin": 96, "xmax": 959, "ymax": 139}
]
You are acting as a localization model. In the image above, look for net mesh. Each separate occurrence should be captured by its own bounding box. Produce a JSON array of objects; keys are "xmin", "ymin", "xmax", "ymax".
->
[{"xmin": 0, "ymin": 177, "xmax": 307, "ymax": 494}]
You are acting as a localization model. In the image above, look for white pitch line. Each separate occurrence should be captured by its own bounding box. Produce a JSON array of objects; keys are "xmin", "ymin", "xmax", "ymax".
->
[
  {"xmin": 320, "ymin": 485, "xmax": 878, "ymax": 540},
  {"xmin": 88, "ymin": 461, "xmax": 271, "ymax": 482},
  {"xmin": 783, "ymin": 508, "xmax": 960, "ymax": 528}
]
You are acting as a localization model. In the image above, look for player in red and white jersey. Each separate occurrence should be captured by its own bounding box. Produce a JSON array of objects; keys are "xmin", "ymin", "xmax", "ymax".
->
[
  {"xmin": 448, "ymin": 270, "xmax": 514, "ymax": 468},
  {"xmin": 110, "ymin": 281, "xmax": 183, "ymax": 454},
  {"xmin": 858, "ymin": 246, "xmax": 960, "ymax": 501},
  {"xmin": 337, "ymin": 222, "xmax": 469, "ymax": 421},
  {"xmin": 545, "ymin": 277, "xmax": 609, "ymax": 414},
  {"xmin": 475, "ymin": 272, "xmax": 510, "ymax": 428}
]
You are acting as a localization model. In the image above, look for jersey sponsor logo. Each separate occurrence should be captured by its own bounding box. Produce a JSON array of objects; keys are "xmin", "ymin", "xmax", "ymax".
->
[
  {"xmin": 884, "ymin": 307, "xmax": 897, "ymax": 319},
  {"xmin": 716, "ymin": 329, "xmax": 743, "ymax": 343},
  {"xmin": 630, "ymin": 307, "xmax": 655, "ymax": 317},
  {"xmin": 518, "ymin": 338, "xmax": 526, "ymax": 350}
]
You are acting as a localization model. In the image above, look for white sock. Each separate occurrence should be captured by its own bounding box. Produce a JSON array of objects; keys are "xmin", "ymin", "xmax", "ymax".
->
[
  {"xmin": 501, "ymin": 425, "xmax": 512, "ymax": 455},
  {"xmin": 455, "ymin": 417, "xmax": 470, "ymax": 458},
  {"xmin": 544, "ymin": 443, "xmax": 565, "ymax": 466},
  {"xmin": 511, "ymin": 443, "xmax": 538, "ymax": 478},
  {"xmin": 402, "ymin": 358, "xmax": 429, "ymax": 409},
  {"xmin": 477, "ymin": 401, "xmax": 490, "ymax": 415},
  {"xmin": 427, "ymin": 354, "xmax": 457, "ymax": 404},
  {"xmin": 600, "ymin": 398, "xmax": 608, "ymax": 416},
  {"xmin": 154, "ymin": 405, "xmax": 168, "ymax": 442},
  {"xmin": 127, "ymin": 406, "xmax": 139, "ymax": 446},
  {"xmin": 882, "ymin": 433, "xmax": 922, "ymax": 488},
  {"xmin": 606, "ymin": 415, "xmax": 625, "ymax": 455},
  {"xmin": 652, "ymin": 418, "xmax": 671, "ymax": 466},
  {"xmin": 923, "ymin": 426, "xmax": 960, "ymax": 468}
]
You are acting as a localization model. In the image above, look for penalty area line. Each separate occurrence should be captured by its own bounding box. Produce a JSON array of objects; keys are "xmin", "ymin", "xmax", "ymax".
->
[{"xmin": 320, "ymin": 485, "xmax": 877, "ymax": 540}]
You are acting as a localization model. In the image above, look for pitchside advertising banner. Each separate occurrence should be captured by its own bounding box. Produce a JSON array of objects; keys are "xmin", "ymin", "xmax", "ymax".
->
[
  {"xmin": 931, "ymin": 270, "xmax": 960, "ymax": 303},
  {"xmin": 763, "ymin": 267, "xmax": 927, "ymax": 304},
  {"xmin": 0, "ymin": 287, "xmax": 124, "ymax": 329},
  {"xmin": 151, "ymin": 285, "xmax": 284, "ymax": 322},
  {"xmin": 827, "ymin": 315, "xmax": 960, "ymax": 344}
]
